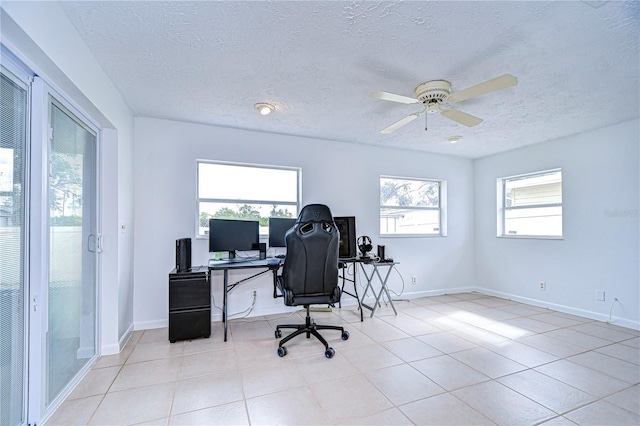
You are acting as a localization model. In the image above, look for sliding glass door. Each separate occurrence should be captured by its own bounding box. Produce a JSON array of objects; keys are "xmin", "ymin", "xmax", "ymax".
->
[
  {"xmin": 0, "ymin": 64, "xmax": 29, "ymax": 426},
  {"xmin": 1, "ymin": 49, "xmax": 101, "ymax": 425},
  {"xmin": 44, "ymin": 94, "xmax": 99, "ymax": 407}
]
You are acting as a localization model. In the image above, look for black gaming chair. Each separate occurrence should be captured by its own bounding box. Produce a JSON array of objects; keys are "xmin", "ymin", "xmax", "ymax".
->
[{"xmin": 275, "ymin": 204, "xmax": 349, "ymax": 358}]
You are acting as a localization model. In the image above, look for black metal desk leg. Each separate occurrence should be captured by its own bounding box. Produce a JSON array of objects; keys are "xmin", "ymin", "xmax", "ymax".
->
[
  {"xmin": 353, "ymin": 273, "xmax": 363, "ymax": 322},
  {"xmin": 273, "ymin": 270, "xmax": 278, "ymax": 298},
  {"xmin": 223, "ymin": 270, "xmax": 228, "ymax": 342}
]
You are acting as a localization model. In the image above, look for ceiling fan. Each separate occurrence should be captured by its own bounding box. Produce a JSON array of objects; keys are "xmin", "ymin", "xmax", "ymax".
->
[{"xmin": 370, "ymin": 74, "xmax": 517, "ymax": 134}]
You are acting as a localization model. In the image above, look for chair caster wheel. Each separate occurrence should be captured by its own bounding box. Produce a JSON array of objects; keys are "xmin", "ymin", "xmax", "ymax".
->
[
  {"xmin": 275, "ymin": 329, "xmax": 282, "ymax": 339},
  {"xmin": 341, "ymin": 331, "xmax": 350, "ymax": 340},
  {"xmin": 277, "ymin": 346, "xmax": 287, "ymax": 357},
  {"xmin": 325, "ymin": 348, "xmax": 335, "ymax": 359}
]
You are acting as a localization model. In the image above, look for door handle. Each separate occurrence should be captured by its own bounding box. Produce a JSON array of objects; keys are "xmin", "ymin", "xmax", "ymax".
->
[{"xmin": 88, "ymin": 233, "xmax": 104, "ymax": 253}]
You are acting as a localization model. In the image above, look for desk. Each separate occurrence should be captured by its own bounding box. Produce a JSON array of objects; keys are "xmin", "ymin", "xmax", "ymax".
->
[
  {"xmin": 358, "ymin": 260, "xmax": 398, "ymax": 318},
  {"xmin": 338, "ymin": 260, "xmax": 363, "ymax": 321},
  {"xmin": 208, "ymin": 258, "xmax": 281, "ymax": 341}
]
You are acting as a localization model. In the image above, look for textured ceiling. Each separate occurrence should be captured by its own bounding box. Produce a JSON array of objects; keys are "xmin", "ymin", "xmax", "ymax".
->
[{"xmin": 59, "ymin": 1, "xmax": 639, "ymax": 158}]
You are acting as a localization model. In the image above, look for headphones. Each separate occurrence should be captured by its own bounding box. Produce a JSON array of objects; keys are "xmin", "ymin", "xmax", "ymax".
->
[{"xmin": 357, "ymin": 235, "xmax": 373, "ymax": 257}]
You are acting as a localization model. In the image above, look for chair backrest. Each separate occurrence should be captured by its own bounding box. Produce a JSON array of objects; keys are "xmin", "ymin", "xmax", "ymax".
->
[{"xmin": 281, "ymin": 204, "xmax": 340, "ymax": 306}]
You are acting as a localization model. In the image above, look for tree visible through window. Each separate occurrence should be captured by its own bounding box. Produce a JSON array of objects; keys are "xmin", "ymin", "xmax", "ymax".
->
[
  {"xmin": 197, "ymin": 161, "xmax": 300, "ymax": 236},
  {"xmin": 380, "ymin": 176, "xmax": 446, "ymax": 236}
]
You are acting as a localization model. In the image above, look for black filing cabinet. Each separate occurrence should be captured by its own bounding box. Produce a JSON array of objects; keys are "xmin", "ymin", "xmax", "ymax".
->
[{"xmin": 168, "ymin": 266, "xmax": 211, "ymax": 342}]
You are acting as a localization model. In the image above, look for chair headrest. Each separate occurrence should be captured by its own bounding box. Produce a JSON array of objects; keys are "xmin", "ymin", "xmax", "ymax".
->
[{"xmin": 297, "ymin": 204, "xmax": 334, "ymax": 224}]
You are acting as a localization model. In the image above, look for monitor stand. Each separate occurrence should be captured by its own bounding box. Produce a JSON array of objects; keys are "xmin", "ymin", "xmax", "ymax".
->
[{"xmin": 225, "ymin": 251, "xmax": 245, "ymax": 262}]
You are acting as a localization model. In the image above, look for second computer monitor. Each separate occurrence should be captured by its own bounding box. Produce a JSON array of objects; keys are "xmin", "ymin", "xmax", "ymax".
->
[
  {"xmin": 333, "ymin": 216, "xmax": 356, "ymax": 259},
  {"xmin": 209, "ymin": 218, "xmax": 259, "ymax": 259},
  {"xmin": 268, "ymin": 217, "xmax": 296, "ymax": 248}
]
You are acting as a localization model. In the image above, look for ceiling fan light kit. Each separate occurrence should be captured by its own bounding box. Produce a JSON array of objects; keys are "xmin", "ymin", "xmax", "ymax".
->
[{"xmin": 370, "ymin": 73, "xmax": 518, "ymax": 134}]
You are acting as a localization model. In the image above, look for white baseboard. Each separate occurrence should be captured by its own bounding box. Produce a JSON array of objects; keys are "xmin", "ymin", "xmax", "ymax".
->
[
  {"xmin": 100, "ymin": 322, "xmax": 135, "ymax": 355},
  {"xmin": 126, "ymin": 285, "xmax": 640, "ymax": 336},
  {"xmin": 399, "ymin": 286, "xmax": 478, "ymax": 300},
  {"xmin": 100, "ymin": 342, "xmax": 120, "ymax": 356},
  {"xmin": 474, "ymin": 286, "xmax": 640, "ymax": 331},
  {"xmin": 118, "ymin": 323, "xmax": 135, "ymax": 348},
  {"xmin": 134, "ymin": 319, "xmax": 168, "ymax": 331}
]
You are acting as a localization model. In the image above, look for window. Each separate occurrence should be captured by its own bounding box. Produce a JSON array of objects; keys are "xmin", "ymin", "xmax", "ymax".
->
[
  {"xmin": 498, "ymin": 169, "xmax": 562, "ymax": 238},
  {"xmin": 380, "ymin": 176, "xmax": 446, "ymax": 236},
  {"xmin": 197, "ymin": 161, "xmax": 300, "ymax": 237}
]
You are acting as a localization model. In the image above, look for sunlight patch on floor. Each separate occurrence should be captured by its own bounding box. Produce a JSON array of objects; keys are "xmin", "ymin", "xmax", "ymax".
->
[{"xmin": 448, "ymin": 311, "xmax": 530, "ymax": 340}]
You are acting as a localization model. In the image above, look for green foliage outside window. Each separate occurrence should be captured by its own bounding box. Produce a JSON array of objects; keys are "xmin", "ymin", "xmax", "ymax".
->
[{"xmin": 199, "ymin": 204, "xmax": 294, "ymax": 228}]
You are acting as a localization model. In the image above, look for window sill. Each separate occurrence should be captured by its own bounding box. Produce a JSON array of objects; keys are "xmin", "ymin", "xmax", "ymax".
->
[
  {"xmin": 497, "ymin": 235, "xmax": 563, "ymax": 240},
  {"xmin": 381, "ymin": 234, "xmax": 446, "ymax": 238}
]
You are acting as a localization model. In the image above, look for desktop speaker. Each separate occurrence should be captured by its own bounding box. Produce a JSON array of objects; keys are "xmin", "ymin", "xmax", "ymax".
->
[
  {"xmin": 377, "ymin": 245, "xmax": 385, "ymax": 261},
  {"xmin": 176, "ymin": 238, "xmax": 192, "ymax": 272},
  {"xmin": 258, "ymin": 242, "xmax": 267, "ymax": 260}
]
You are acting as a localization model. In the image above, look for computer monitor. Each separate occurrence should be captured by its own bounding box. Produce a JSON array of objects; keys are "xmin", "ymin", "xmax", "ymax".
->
[
  {"xmin": 268, "ymin": 217, "xmax": 296, "ymax": 248},
  {"xmin": 333, "ymin": 216, "xmax": 356, "ymax": 259},
  {"xmin": 208, "ymin": 218, "xmax": 259, "ymax": 259}
]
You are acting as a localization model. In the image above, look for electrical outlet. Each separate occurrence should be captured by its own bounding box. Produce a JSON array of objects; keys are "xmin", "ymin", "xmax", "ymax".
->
[
  {"xmin": 411, "ymin": 276, "xmax": 417, "ymax": 285},
  {"xmin": 539, "ymin": 281, "xmax": 546, "ymax": 291},
  {"xmin": 596, "ymin": 290, "xmax": 605, "ymax": 301}
]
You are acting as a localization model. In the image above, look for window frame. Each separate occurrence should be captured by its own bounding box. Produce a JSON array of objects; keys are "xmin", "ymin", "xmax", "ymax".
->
[
  {"xmin": 497, "ymin": 168, "xmax": 563, "ymax": 239},
  {"xmin": 379, "ymin": 175, "xmax": 447, "ymax": 238},
  {"xmin": 195, "ymin": 160, "xmax": 301, "ymax": 238}
]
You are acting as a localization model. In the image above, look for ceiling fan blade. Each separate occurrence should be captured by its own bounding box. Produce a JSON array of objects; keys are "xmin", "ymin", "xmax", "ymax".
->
[
  {"xmin": 447, "ymin": 74, "xmax": 517, "ymax": 103},
  {"xmin": 370, "ymin": 91, "xmax": 419, "ymax": 105},
  {"xmin": 380, "ymin": 114, "xmax": 419, "ymax": 134},
  {"xmin": 441, "ymin": 109, "xmax": 483, "ymax": 127}
]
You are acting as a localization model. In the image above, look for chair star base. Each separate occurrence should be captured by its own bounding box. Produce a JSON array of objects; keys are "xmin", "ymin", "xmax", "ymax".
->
[{"xmin": 275, "ymin": 305, "xmax": 349, "ymax": 358}]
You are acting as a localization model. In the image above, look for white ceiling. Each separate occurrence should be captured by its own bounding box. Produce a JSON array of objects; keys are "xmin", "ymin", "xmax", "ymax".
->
[{"xmin": 59, "ymin": 1, "xmax": 639, "ymax": 159}]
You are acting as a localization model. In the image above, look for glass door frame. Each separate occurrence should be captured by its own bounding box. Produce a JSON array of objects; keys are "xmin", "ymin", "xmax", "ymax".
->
[
  {"xmin": 0, "ymin": 47, "xmax": 31, "ymax": 426},
  {"xmin": 28, "ymin": 76, "xmax": 102, "ymax": 424}
]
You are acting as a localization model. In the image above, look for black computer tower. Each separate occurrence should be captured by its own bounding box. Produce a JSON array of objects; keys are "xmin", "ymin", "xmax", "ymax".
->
[
  {"xmin": 176, "ymin": 238, "xmax": 192, "ymax": 272},
  {"xmin": 168, "ymin": 266, "xmax": 210, "ymax": 342},
  {"xmin": 334, "ymin": 216, "xmax": 356, "ymax": 259}
]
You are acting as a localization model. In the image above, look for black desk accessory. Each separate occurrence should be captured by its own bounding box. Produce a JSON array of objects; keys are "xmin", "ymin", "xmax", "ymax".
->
[
  {"xmin": 168, "ymin": 266, "xmax": 210, "ymax": 342},
  {"xmin": 175, "ymin": 238, "xmax": 191, "ymax": 272}
]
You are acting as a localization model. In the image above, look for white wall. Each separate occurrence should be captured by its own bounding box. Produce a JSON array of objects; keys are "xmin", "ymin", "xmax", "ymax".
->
[
  {"xmin": 1, "ymin": 2, "xmax": 136, "ymax": 353},
  {"xmin": 133, "ymin": 117, "xmax": 476, "ymax": 329},
  {"xmin": 474, "ymin": 119, "xmax": 640, "ymax": 329}
]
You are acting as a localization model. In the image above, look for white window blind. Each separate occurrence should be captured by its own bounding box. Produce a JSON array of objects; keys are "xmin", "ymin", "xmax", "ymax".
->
[{"xmin": 0, "ymin": 65, "xmax": 28, "ymax": 426}]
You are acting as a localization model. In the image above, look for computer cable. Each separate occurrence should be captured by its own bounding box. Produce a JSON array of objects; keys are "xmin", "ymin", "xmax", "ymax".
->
[
  {"xmin": 210, "ymin": 294, "xmax": 223, "ymax": 314},
  {"xmin": 227, "ymin": 290, "xmax": 257, "ymax": 319},
  {"xmin": 233, "ymin": 309, "xmax": 302, "ymax": 323},
  {"xmin": 388, "ymin": 265, "xmax": 408, "ymax": 300},
  {"xmin": 606, "ymin": 297, "xmax": 620, "ymax": 324},
  {"xmin": 211, "ymin": 291, "xmax": 256, "ymax": 319}
]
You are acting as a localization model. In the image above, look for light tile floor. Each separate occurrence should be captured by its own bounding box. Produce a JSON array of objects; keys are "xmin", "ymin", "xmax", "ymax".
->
[{"xmin": 46, "ymin": 293, "xmax": 640, "ymax": 425}]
